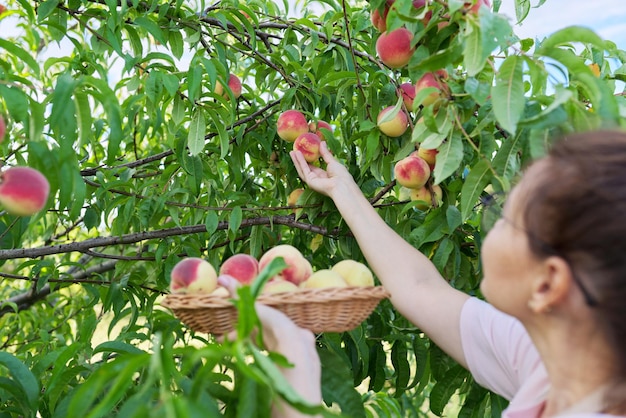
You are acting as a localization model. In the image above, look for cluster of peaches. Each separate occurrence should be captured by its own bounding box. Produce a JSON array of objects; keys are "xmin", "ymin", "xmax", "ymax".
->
[
  {"xmin": 275, "ymin": 109, "xmax": 332, "ymax": 162},
  {"xmin": 0, "ymin": 115, "xmax": 50, "ymax": 217},
  {"xmin": 170, "ymin": 244, "xmax": 375, "ymax": 296}
]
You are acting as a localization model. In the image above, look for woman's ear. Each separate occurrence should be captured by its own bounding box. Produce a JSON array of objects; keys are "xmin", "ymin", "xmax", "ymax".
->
[{"xmin": 527, "ymin": 256, "xmax": 572, "ymax": 314}]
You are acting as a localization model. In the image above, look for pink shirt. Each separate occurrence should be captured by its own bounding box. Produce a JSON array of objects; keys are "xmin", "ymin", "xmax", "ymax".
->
[{"xmin": 460, "ymin": 297, "xmax": 621, "ymax": 417}]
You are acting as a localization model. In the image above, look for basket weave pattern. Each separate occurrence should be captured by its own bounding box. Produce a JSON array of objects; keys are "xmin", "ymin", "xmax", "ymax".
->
[{"xmin": 162, "ymin": 286, "xmax": 390, "ymax": 334}]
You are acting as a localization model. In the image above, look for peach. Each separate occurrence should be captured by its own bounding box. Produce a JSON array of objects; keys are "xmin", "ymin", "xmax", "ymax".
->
[
  {"xmin": 466, "ymin": 0, "xmax": 491, "ymax": 14},
  {"xmin": 370, "ymin": 0, "xmax": 394, "ymax": 32},
  {"xmin": 293, "ymin": 132, "xmax": 321, "ymax": 162},
  {"xmin": 170, "ymin": 257, "xmax": 218, "ymax": 294},
  {"xmin": 0, "ymin": 166, "xmax": 50, "ymax": 216},
  {"xmin": 214, "ymin": 74, "xmax": 242, "ymax": 99},
  {"xmin": 211, "ymin": 286, "xmax": 231, "ymax": 297},
  {"xmin": 219, "ymin": 253, "xmax": 259, "ymax": 285},
  {"xmin": 409, "ymin": 184, "xmax": 442, "ymax": 210},
  {"xmin": 589, "ymin": 63, "xmax": 601, "ymax": 77},
  {"xmin": 376, "ymin": 28, "xmax": 415, "ymax": 69},
  {"xmin": 416, "ymin": 147, "xmax": 438, "ymax": 169},
  {"xmin": 308, "ymin": 120, "xmax": 333, "ymax": 138},
  {"xmin": 412, "ymin": 0, "xmax": 432, "ymax": 24},
  {"xmin": 258, "ymin": 244, "xmax": 313, "ymax": 285},
  {"xmin": 377, "ymin": 106, "xmax": 409, "ymax": 137},
  {"xmin": 277, "ymin": 110, "xmax": 309, "ymax": 142},
  {"xmin": 394, "ymin": 155, "xmax": 431, "ymax": 189},
  {"xmin": 300, "ymin": 269, "xmax": 347, "ymax": 289},
  {"xmin": 262, "ymin": 279, "xmax": 300, "ymax": 295},
  {"xmin": 415, "ymin": 70, "xmax": 450, "ymax": 107},
  {"xmin": 331, "ymin": 260, "xmax": 374, "ymax": 287},
  {"xmin": 287, "ymin": 188, "xmax": 305, "ymax": 207},
  {"xmin": 398, "ymin": 82, "xmax": 417, "ymax": 111},
  {"xmin": 0, "ymin": 115, "xmax": 5, "ymax": 143}
]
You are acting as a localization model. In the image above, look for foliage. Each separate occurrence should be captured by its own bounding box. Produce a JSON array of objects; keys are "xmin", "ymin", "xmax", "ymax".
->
[{"xmin": 0, "ymin": 0, "xmax": 625, "ymax": 416}]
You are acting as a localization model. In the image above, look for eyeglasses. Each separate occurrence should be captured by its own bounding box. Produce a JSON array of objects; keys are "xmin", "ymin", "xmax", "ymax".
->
[{"xmin": 478, "ymin": 192, "xmax": 599, "ymax": 307}]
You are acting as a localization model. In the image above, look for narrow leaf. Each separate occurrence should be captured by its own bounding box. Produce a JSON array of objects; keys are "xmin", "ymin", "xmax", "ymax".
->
[{"xmin": 491, "ymin": 55, "xmax": 524, "ymax": 134}]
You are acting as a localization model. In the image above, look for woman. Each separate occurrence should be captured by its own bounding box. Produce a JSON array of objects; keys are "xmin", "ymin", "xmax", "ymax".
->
[{"xmin": 222, "ymin": 130, "xmax": 626, "ymax": 417}]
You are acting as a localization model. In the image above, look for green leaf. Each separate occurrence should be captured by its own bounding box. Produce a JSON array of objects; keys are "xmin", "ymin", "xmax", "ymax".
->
[
  {"xmin": 514, "ymin": 0, "xmax": 530, "ymax": 23},
  {"xmin": 37, "ymin": 0, "xmax": 60, "ymax": 22},
  {"xmin": 433, "ymin": 133, "xmax": 464, "ymax": 184},
  {"xmin": 491, "ymin": 55, "xmax": 525, "ymax": 135},
  {"xmin": 537, "ymin": 25, "xmax": 607, "ymax": 52},
  {"xmin": 188, "ymin": 109, "xmax": 206, "ymax": 155},
  {"xmin": 0, "ymin": 352, "xmax": 39, "ymax": 411},
  {"xmin": 0, "ymin": 39, "xmax": 40, "ymax": 77},
  {"xmin": 319, "ymin": 347, "xmax": 366, "ymax": 418},
  {"xmin": 228, "ymin": 206, "xmax": 243, "ymax": 234},
  {"xmin": 463, "ymin": 20, "xmax": 484, "ymax": 77},
  {"xmin": 134, "ymin": 16, "xmax": 167, "ymax": 45},
  {"xmin": 460, "ymin": 159, "xmax": 493, "ymax": 221},
  {"xmin": 430, "ymin": 365, "xmax": 467, "ymax": 415}
]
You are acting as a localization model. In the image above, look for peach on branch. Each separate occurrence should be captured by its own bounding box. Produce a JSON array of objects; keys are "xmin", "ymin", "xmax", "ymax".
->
[
  {"xmin": 0, "ymin": 166, "xmax": 50, "ymax": 216},
  {"xmin": 262, "ymin": 279, "xmax": 300, "ymax": 295},
  {"xmin": 416, "ymin": 147, "xmax": 438, "ymax": 169},
  {"xmin": 258, "ymin": 244, "xmax": 313, "ymax": 285},
  {"xmin": 300, "ymin": 269, "xmax": 347, "ymax": 289},
  {"xmin": 377, "ymin": 106, "xmax": 409, "ymax": 137},
  {"xmin": 370, "ymin": 0, "xmax": 394, "ymax": 32},
  {"xmin": 219, "ymin": 253, "xmax": 259, "ymax": 285},
  {"xmin": 376, "ymin": 28, "xmax": 415, "ymax": 69},
  {"xmin": 277, "ymin": 110, "xmax": 309, "ymax": 142},
  {"xmin": 331, "ymin": 260, "xmax": 375, "ymax": 287},
  {"xmin": 287, "ymin": 188, "xmax": 305, "ymax": 207},
  {"xmin": 308, "ymin": 120, "xmax": 333, "ymax": 138},
  {"xmin": 409, "ymin": 184, "xmax": 443, "ymax": 210},
  {"xmin": 398, "ymin": 82, "xmax": 417, "ymax": 111},
  {"xmin": 214, "ymin": 74, "xmax": 242, "ymax": 99},
  {"xmin": 293, "ymin": 132, "xmax": 322, "ymax": 162},
  {"xmin": 415, "ymin": 70, "xmax": 450, "ymax": 107},
  {"xmin": 394, "ymin": 154, "xmax": 431, "ymax": 189},
  {"xmin": 170, "ymin": 257, "xmax": 218, "ymax": 294}
]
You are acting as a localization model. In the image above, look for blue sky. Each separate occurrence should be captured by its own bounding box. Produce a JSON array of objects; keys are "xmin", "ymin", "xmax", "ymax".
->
[{"xmin": 498, "ymin": 0, "xmax": 626, "ymax": 50}]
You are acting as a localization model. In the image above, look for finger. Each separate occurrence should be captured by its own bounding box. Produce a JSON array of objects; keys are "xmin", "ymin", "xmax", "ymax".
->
[
  {"xmin": 217, "ymin": 274, "xmax": 239, "ymax": 298},
  {"xmin": 319, "ymin": 141, "xmax": 336, "ymax": 163},
  {"xmin": 290, "ymin": 150, "xmax": 310, "ymax": 180}
]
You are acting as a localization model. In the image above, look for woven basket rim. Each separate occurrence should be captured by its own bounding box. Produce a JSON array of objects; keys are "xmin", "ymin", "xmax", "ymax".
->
[{"xmin": 161, "ymin": 285, "xmax": 390, "ymax": 309}]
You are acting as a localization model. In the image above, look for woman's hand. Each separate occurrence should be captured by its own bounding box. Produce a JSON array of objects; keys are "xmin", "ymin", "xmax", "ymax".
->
[
  {"xmin": 290, "ymin": 141, "xmax": 356, "ymax": 200},
  {"xmin": 217, "ymin": 275, "xmax": 322, "ymax": 417}
]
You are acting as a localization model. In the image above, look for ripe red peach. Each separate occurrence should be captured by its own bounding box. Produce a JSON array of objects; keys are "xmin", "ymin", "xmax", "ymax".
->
[
  {"xmin": 0, "ymin": 166, "xmax": 50, "ymax": 216},
  {"xmin": 377, "ymin": 106, "xmax": 409, "ymax": 137},
  {"xmin": 170, "ymin": 257, "xmax": 218, "ymax": 294},
  {"xmin": 214, "ymin": 74, "xmax": 242, "ymax": 99},
  {"xmin": 258, "ymin": 244, "xmax": 313, "ymax": 285},
  {"xmin": 370, "ymin": 0, "xmax": 394, "ymax": 32},
  {"xmin": 300, "ymin": 269, "xmax": 347, "ymax": 289},
  {"xmin": 394, "ymin": 155, "xmax": 431, "ymax": 189},
  {"xmin": 219, "ymin": 253, "xmax": 259, "ymax": 285},
  {"xmin": 277, "ymin": 110, "xmax": 309, "ymax": 142},
  {"xmin": 415, "ymin": 70, "xmax": 450, "ymax": 107},
  {"xmin": 308, "ymin": 120, "xmax": 333, "ymax": 138},
  {"xmin": 376, "ymin": 28, "xmax": 415, "ymax": 69},
  {"xmin": 293, "ymin": 132, "xmax": 322, "ymax": 162},
  {"xmin": 416, "ymin": 147, "xmax": 438, "ymax": 169},
  {"xmin": 398, "ymin": 82, "xmax": 417, "ymax": 111}
]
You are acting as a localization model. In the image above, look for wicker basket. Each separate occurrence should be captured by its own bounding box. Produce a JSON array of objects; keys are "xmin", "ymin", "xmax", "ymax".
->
[{"xmin": 161, "ymin": 286, "xmax": 390, "ymax": 335}]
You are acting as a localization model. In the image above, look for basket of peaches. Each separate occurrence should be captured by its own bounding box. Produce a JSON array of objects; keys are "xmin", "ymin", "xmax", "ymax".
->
[{"xmin": 161, "ymin": 244, "xmax": 390, "ymax": 334}]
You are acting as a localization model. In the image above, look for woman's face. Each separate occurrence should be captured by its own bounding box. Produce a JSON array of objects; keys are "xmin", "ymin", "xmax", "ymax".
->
[{"xmin": 480, "ymin": 162, "xmax": 546, "ymax": 317}]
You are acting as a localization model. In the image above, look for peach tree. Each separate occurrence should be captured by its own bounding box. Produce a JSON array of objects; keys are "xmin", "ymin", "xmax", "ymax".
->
[{"xmin": 0, "ymin": 0, "xmax": 624, "ymax": 416}]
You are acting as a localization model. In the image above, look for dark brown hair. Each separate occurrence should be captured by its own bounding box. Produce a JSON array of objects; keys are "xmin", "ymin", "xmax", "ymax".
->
[{"xmin": 522, "ymin": 130, "xmax": 626, "ymax": 410}]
